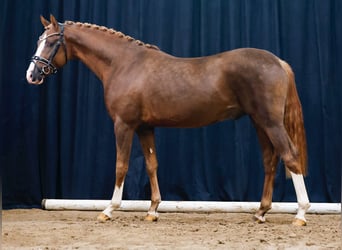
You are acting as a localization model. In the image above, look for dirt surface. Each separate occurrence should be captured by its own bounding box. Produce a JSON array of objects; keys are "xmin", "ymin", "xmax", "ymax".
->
[{"xmin": 2, "ymin": 209, "xmax": 341, "ymax": 249}]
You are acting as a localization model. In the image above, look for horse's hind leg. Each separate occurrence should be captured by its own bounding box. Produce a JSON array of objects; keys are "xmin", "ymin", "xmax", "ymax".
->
[
  {"xmin": 137, "ymin": 127, "xmax": 161, "ymax": 221},
  {"xmin": 97, "ymin": 120, "xmax": 135, "ymax": 222},
  {"xmin": 262, "ymin": 124, "xmax": 310, "ymax": 225},
  {"xmin": 289, "ymin": 171, "xmax": 310, "ymax": 226},
  {"xmin": 253, "ymin": 124, "xmax": 279, "ymax": 223}
]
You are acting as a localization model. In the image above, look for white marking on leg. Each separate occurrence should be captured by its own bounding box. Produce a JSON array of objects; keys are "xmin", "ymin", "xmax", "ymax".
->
[
  {"xmin": 149, "ymin": 147, "xmax": 153, "ymax": 154},
  {"xmin": 254, "ymin": 214, "xmax": 266, "ymax": 223},
  {"xmin": 102, "ymin": 182, "xmax": 124, "ymax": 218},
  {"xmin": 26, "ymin": 34, "xmax": 46, "ymax": 83},
  {"xmin": 290, "ymin": 172, "xmax": 310, "ymax": 221},
  {"xmin": 147, "ymin": 211, "xmax": 159, "ymax": 218},
  {"xmin": 111, "ymin": 182, "xmax": 125, "ymax": 207}
]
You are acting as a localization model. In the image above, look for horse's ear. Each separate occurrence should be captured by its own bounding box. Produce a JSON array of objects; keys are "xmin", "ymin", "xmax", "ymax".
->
[
  {"xmin": 49, "ymin": 14, "xmax": 59, "ymax": 29},
  {"xmin": 40, "ymin": 15, "xmax": 50, "ymax": 27}
]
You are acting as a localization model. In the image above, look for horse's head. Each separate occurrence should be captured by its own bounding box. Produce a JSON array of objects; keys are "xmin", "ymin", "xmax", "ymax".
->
[{"xmin": 26, "ymin": 15, "xmax": 67, "ymax": 84}]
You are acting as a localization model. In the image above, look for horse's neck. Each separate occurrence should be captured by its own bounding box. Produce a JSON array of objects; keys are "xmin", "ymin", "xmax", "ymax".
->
[{"xmin": 64, "ymin": 25, "xmax": 133, "ymax": 83}]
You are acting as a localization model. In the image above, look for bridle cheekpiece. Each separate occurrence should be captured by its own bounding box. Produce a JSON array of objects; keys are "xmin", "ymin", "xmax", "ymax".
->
[{"xmin": 31, "ymin": 23, "xmax": 67, "ymax": 76}]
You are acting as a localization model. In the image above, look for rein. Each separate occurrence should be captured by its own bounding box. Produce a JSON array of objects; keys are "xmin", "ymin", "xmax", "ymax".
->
[{"xmin": 31, "ymin": 23, "xmax": 67, "ymax": 76}]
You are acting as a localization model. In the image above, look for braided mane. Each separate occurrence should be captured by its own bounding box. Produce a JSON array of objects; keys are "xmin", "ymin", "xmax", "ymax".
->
[{"xmin": 64, "ymin": 21, "xmax": 159, "ymax": 50}]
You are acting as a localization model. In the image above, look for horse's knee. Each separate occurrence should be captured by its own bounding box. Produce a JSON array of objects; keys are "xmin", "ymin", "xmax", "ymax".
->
[{"xmin": 146, "ymin": 161, "xmax": 158, "ymax": 176}]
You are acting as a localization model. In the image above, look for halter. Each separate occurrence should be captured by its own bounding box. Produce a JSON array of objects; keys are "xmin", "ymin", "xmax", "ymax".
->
[{"xmin": 31, "ymin": 23, "xmax": 67, "ymax": 76}]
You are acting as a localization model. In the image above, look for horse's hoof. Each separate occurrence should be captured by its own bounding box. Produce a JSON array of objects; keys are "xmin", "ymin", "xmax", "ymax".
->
[
  {"xmin": 253, "ymin": 214, "xmax": 266, "ymax": 223},
  {"xmin": 97, "ymin": 212, "xmax": 111, "ymax": 222},
  {"xmin": 292, "ymin": 218, "xmax": 306, "ymax": 226},
  {"xmin": 145, "ymin": 214, "xmax": 158, "ymax": 222}
]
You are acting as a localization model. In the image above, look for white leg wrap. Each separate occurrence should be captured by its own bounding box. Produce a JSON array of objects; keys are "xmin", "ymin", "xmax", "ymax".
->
[
  {"xmin": 290, "ymin": 172, "xmax": 310, "ymax": 221},
  {"xmin": 101, "ymin": 182, "xmax": 124, "ymax": 218}
]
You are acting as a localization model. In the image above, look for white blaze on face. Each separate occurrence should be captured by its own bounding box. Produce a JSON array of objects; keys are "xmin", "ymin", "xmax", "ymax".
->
[{"xmin": 26, "ymin": 33, "xmax": 47, "ymax": 84}]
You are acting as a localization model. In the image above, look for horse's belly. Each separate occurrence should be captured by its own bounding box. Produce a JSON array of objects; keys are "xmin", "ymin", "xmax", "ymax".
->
[{"xmin": 144, "ymin": 104, "xmax": 244, "ymax": 128}]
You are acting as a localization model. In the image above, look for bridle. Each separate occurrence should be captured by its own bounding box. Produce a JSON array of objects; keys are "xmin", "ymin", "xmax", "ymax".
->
[{"xmin": 31, "ymin": 23, "xmax": 67, "ymax": 76}]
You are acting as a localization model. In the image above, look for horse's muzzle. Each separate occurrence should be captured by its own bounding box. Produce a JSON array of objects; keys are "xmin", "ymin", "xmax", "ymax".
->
[{"xmin": 26, "ymin": 64, "xmax": 44, "ymax": 85}]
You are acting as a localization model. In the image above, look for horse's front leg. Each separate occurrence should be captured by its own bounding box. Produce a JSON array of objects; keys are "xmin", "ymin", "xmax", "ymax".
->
[
  {"xmin": 97, "ymin": 120, "xmax": 134, "ymax": 222},
  {"xmin": 137, "ymin": 127, "xmax": 161, "ymax": 221}
]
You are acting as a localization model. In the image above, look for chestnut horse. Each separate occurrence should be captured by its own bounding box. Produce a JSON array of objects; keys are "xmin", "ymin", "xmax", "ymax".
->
[{"xmin": 26, "ymin": 15, "xmax": 310, "ymax": 226}]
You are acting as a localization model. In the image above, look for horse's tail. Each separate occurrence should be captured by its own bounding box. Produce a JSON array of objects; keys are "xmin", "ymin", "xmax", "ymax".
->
[{"xmin": 280, "ymin": 60, "xmax": 308, "ymax": 176}]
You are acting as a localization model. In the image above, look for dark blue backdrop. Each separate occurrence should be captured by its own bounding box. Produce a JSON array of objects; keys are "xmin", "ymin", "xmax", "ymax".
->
[{"xmin": 2, "ymin": 0, "xmax": 341, "ymax": 209}]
